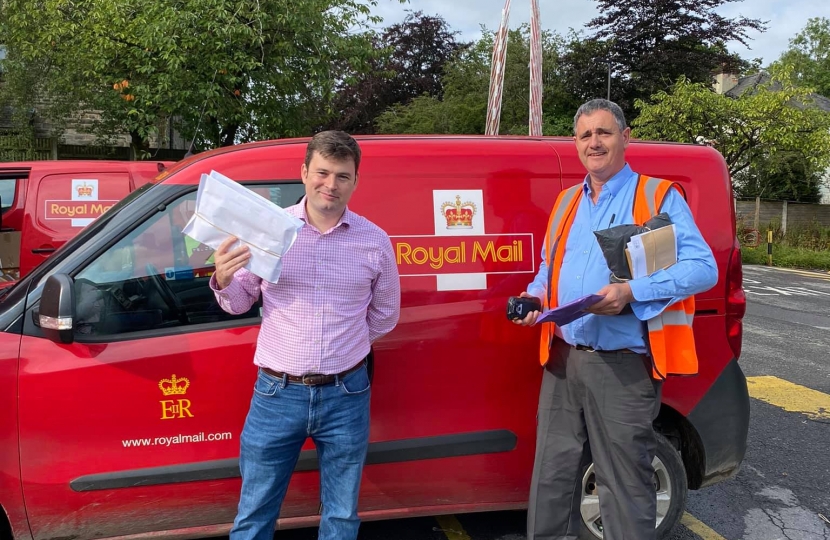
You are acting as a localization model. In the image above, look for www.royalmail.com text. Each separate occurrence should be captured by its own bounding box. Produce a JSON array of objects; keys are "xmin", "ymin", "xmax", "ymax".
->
[{"xmin": 122, "ymin": 432, "xmax": 233, "ymax": 448}]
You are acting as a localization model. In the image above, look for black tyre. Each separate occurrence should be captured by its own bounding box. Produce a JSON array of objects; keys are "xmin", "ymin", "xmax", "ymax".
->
[{"xmin": 580, "ymin": 432, "xmax": 688, "ymax": 539}]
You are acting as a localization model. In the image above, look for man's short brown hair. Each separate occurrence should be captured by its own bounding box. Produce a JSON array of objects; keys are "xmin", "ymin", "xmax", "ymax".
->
[{"xmin": 304, "ymin": 130, "xmax": 361, "ymax": 174}]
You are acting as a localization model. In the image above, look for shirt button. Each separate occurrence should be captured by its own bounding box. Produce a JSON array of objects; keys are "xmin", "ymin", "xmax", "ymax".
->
[
  {"xmin": 576, "ymin": 276, "xmax": 581, "ymax": 280},
  {"xmin": 583, "ymin": 250, "xmax": 589, "ymax": 254},
  {"xmin": 315, "ymin": 313, "xmax": 321, "ymax": 317}
]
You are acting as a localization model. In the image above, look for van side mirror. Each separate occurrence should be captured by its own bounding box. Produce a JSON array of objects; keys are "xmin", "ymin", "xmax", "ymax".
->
[{"xmin": 39, "ymin": 274, "xmax": 75, "ymax": 344}]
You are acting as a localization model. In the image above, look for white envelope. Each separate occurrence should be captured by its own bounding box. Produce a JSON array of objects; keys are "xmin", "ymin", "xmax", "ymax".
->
[{"xmin": 182, "ymin": 170, "xmax": 304, "ymax": 283}]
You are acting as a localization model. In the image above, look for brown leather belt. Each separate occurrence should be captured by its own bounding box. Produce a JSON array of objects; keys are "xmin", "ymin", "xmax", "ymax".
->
[{"xmin": 261, "ymin": 361, "xmax": 364, "ymax": 386}]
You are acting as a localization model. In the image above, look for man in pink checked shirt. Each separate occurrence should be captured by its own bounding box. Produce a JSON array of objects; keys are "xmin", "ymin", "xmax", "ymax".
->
[{"xmin": 210, "ymin": 130, "xmax": 401, "ymax": 540}]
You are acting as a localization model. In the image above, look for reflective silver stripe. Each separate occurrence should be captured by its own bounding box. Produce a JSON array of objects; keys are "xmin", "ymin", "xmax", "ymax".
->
[
  {"xmin": 546, "ymin": 185, "xmax": 582, "ymax": 307},
  {"xmin": 647, "ymin": 317, "xmax": 663, "ymax": 332},
  {"xmin": 647, "ymin": 309, "xmax": 694, "ymax": 331},
  {"xmin": 643, "ymin": 176, "xmax": 662, "ymax": 217},
  {"xmin": 661, "ymin": 309, "xmax": 692, "ymax": 326},
  {"xmin": 550, "ymin": 185, "xmax": 582, "ymax": 234},
  {"xmin": 646, "ymin": 315, "xmax": 663, "ymax": 334}
]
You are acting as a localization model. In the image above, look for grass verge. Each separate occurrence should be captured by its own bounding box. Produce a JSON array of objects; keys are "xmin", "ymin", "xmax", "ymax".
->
[{"xmin": 741, "ymin": 243, "xmax": 830, "ymax": 271}]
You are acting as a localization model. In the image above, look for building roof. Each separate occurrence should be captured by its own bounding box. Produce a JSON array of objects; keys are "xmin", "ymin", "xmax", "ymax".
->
[{"xmin": 725, "ymin": 72, "xmax": 830, "ymax": 112}]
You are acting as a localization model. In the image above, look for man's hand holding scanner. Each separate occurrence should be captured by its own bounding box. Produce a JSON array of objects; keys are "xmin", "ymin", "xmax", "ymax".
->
[
  {"xmin": 214, "ymin": 236, "xmax": 251, "ymax": 290},
  {"xmin": 586, "ymin": 282, "xmax": 633, "ymax": 315},
  {"xmin": 510, "ymin": 286, "xmax": 620, "ymax": 326},
  {"xmin": 510, "ymin": 292, "xmax": 542, "ymax": 326}
]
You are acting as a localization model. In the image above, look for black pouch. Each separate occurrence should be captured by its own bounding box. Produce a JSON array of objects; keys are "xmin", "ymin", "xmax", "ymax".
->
[{"xmin": 593, "ymin": 213, "xmax": 673, "ymax": 282}]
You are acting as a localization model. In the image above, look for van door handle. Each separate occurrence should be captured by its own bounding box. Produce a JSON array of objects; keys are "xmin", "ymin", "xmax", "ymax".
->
[{"xmin": 32, "ymin": 247, "xmax": 56, "ymax": 254}]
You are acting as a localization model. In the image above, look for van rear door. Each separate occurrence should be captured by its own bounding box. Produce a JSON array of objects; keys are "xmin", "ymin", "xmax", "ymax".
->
[{"xmin": 21, "ymin": 171, "xmax": 132, "ymax": 276}]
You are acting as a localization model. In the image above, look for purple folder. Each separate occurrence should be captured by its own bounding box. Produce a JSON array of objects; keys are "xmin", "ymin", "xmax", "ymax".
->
[{"xmin": 535, "ymin": 294, "xmax": 605, "ymax": 326}]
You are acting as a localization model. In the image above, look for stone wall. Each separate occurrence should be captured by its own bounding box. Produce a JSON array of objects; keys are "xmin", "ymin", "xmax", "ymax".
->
[{"xmin": 736, "ymin": 198, "xmax": 830, "ymax": 233}]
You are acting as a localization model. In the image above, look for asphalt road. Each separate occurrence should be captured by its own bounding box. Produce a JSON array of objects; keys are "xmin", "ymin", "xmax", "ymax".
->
[
  {"xmin": 682, "ymin": 265, "xmax": 830, "ymax": 540},
  {"xmin": 221, "ymin": 265, "xmax": 830, "ymax": 540}
]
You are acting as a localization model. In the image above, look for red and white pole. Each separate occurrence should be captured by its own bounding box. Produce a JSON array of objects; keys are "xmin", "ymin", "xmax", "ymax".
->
[
  {"xmin": 485, "ymin": 0, "xmax": 511, "ymax": 136},
  {"xmin": 529, "ymin": 0, "xmax": 543, "ymax": 136}
]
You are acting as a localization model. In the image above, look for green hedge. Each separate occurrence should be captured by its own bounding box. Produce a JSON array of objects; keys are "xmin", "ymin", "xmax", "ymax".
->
[{"xmin": 741, "ymin": 244, "xmax": 830, "ymax": 271}]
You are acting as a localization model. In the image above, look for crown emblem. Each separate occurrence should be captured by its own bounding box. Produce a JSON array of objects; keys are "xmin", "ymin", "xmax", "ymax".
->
[
  {"xmin": 76, "ymin": 183, "xmax": 94, "ymax": 197},
  {"xmin": 440, "ymin": 195, "xmax": 477, "ymax": 229},
  {"xmin": 159, "ymin": 374, "xmax": 190, "ymax": 396}
]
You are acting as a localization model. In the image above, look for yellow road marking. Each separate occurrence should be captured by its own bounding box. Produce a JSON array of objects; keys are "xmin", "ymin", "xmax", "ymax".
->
[
  {"xmin": 747, "ymin": 376, "xmax": 830, "ymax": 420},
  {"xmin": 436, "ymin": 512, "xmax": 726, "ymax": 540},
  {"xmin": 786, "ymin": 271, "xmax": 830, "ymax": 281},
  {"xmin": 681, "ymin": 512, "xmax": 727, "ymax": 540},
  {"xmin": 758, "ymin": 267, "xmax": 830, "ymax": 281},
  {"xmin": 435, "ymin": 514, "xmax": 471, "ymax": 540}
]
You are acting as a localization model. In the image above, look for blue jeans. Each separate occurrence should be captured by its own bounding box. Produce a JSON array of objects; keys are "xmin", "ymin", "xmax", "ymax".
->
[{"xmin": 230, "ymin": 363, "xmax": 371, "ymax": 540}]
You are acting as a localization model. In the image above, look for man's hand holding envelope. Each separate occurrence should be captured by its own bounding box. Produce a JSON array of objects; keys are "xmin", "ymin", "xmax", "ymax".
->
[
  {"xmin": 182, "ymin": 170, "xmax": 304, "ymax": 284},
  {"xmin": 213, "ymin": 236, "xmax": 251, "ymax": 289}
]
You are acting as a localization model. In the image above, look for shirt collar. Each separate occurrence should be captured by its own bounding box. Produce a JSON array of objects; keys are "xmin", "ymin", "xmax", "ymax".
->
[
  {"xmin": 297, "ymin": 197, "xmax": 352, "ymax": 230},
  {"xmin": 581, "ymin": 163, "xmax": 635, "ymax": 199}
]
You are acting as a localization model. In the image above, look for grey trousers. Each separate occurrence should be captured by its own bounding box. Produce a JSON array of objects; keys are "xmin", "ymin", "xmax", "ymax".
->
[{"xmin": 527, "ymin": 340, "xmax": 662, "ymax": 540}]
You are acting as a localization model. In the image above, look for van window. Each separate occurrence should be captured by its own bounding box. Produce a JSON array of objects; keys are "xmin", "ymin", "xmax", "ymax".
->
[
  {"xmin": 72, "ymin": 182, "xmax": 305, "ymax": 339},
  {"xmin": 0, "ymin": 179, "xmax": 16, "ymax": 212}
]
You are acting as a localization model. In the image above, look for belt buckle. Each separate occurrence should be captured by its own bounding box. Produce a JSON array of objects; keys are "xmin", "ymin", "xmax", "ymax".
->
[{"xmin": 302, "ymin": 374, "xmax": 324, "ymax": 386}]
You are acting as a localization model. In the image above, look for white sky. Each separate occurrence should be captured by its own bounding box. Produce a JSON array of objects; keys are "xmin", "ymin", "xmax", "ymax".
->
[{"xmin": 370, "ymin": 0, "xmax": 830, "ymax": 66}]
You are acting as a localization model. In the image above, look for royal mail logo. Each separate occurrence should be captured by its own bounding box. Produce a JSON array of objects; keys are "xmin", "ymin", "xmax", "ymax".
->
[
  {"xmin": 392, "ymin": 234, "xmax": 534, "ymax": 276},
  {"xmin": 44, "ymin": 201, "xmax": 118, "ymax": 220},
  {"xmin": 440, "ymin": 195, "xmax": 477, "ymax": 229},
  {"xmin": 433, "ymin": 190, "xmax": 484, "ymax": 237},
  {"xmin": 158, "ymin": 374, "xmax": 193, "ymax": 420},
  {"xmin": 76, "ymin": 182, "xmax": 94, "ymax": 197},
  {"xmin": 71, "ymin": 179, "xmax": 98, "ymax": 200},
  {"xmin": 426, "ymin": 189, "xmax": 535, "ymax": 290},
  {"xmin": 43, "ymin": 179, "xmax": 113, "ymax": 226}
]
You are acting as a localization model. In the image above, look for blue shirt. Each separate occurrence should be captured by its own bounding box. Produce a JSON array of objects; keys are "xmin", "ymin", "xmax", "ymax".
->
[{"xmin": 526, "ymin": 164, "xmax": 718, "ymax": 353}]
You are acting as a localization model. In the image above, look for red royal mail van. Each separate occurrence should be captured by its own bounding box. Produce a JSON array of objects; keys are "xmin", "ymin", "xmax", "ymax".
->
[
  {"xmin": 0, "ymin": 160, "xmax": 172, "ymax": 282},
  {"xmin": 0, "ymin": 136, "xmax": 748, "ymax": 540}
]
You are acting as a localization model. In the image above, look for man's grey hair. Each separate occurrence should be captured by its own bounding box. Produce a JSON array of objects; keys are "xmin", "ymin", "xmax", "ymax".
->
[{"xmin": 573, "ymin": 99, "xmax": 627, "ymax": 134}]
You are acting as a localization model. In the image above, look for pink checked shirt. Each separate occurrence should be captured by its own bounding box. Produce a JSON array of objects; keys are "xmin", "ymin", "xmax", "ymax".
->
[{"xmin": 211, "ymin": 202, "xmax": 401, "ymax": 375}]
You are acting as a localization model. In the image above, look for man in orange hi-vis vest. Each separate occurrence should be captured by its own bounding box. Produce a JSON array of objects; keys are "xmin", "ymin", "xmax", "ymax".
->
[{"xmin": 513, "ymin": 99, "xmax": 717, "ymax": 540}]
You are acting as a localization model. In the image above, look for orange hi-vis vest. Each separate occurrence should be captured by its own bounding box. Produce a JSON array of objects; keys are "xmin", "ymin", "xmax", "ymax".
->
[{"xmin": 537, "ymin": 175, "xmax": 698, "ymax": 380}]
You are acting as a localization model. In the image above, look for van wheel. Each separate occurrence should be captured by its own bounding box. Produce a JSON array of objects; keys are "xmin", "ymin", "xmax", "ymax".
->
[
  {"xmin": 580, "ymin": 432, "xmax": 687, "ymax": 539},
  {"xmin": 0, "ymin": 506, "xmax": 11, "ymax": 540}
]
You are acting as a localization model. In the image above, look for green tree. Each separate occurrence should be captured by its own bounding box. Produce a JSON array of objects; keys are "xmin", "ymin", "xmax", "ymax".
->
[
  {"xmin": 558, "ymin": 29, "xmax": 613, "ymax": 106},
  {"xmin": 632, "ymin": 76, "xmax": 830, "ymax": 201},
  {"xmin": 324, "ymin": 11, "xmax": 466, "ymax": 134},
  {"xmin": 770, "ymin": 17, "xmax": 830, "ymax": 98},
  {"xmin": 573, "ymin": 0, "xmax": 765, "ymax": 118},
  {"xmin": 0, "ymin": 0, "xmax": 394, "ymax": 157},
  {"xmin": 376, "ymin": 25, "xmax": 577, "ymax": 136},
  {"xmin": 740, "ymin": 151, "xmax": 824, "ymax": 203}
]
